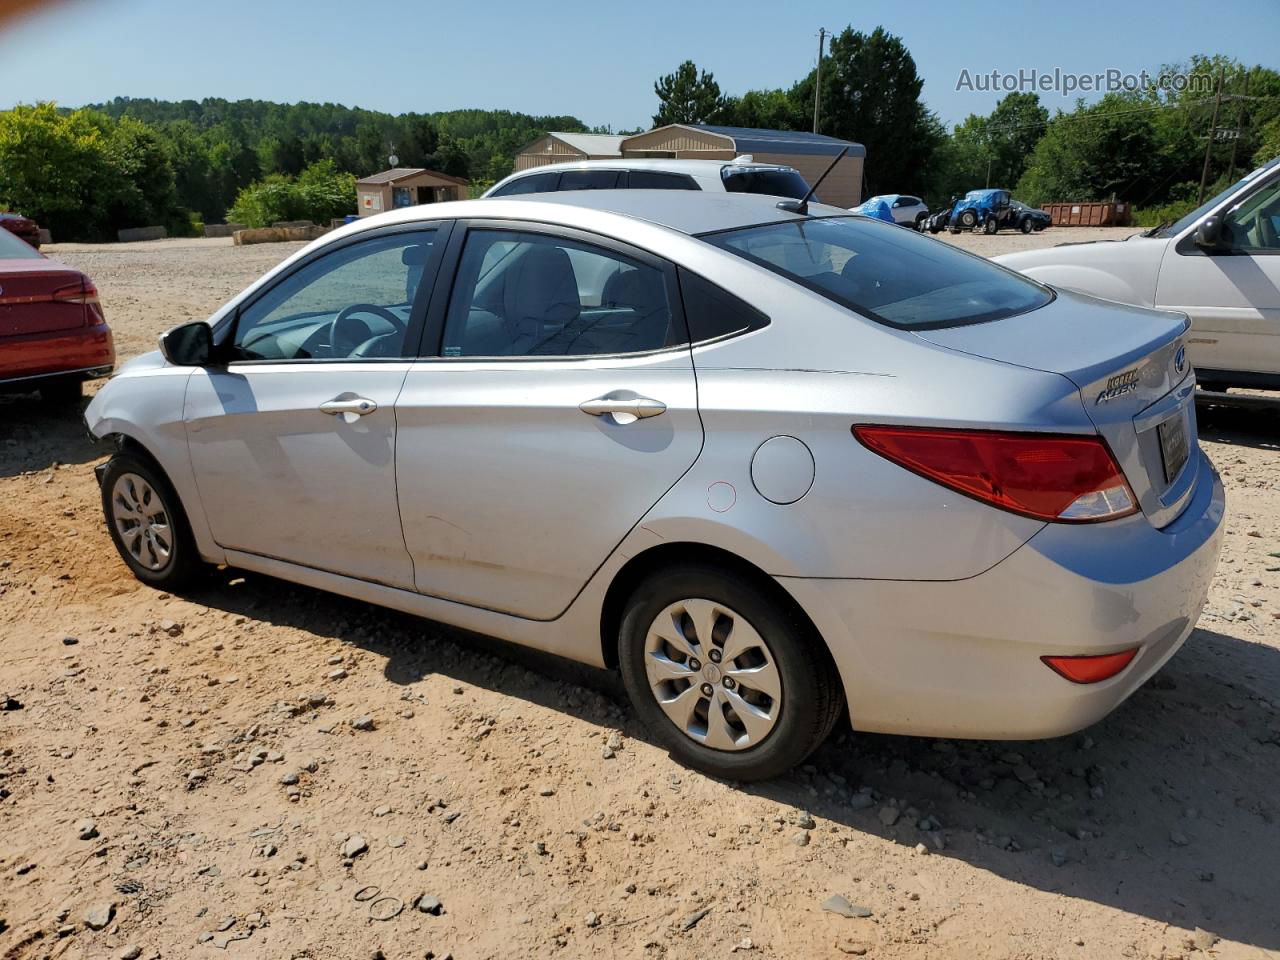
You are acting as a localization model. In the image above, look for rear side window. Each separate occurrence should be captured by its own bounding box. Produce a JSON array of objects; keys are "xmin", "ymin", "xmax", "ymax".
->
[
  {"xmin": 490, "ymin": 171, "xmax": 560, "ymax": 197},
  {"xmin": 442, "ymin": 230, "xmax": 680, "ymax": 357},
  {"xmin": 678, "ymin": 268, "xmax": 769, "ymax": 343},
  {"xmin": 721, "ymin": 167, "xmax": 811, "ymax": 200},
  {"xmin": 0, "ymin": 226, "xmax": 39, "ymax": 259},
  {"xmin": 628, "ymin": 171, "xmax": 699, "ymax": 191},
  {"xmin": 706, "ymin": 216, "xmax": 1052, "ymax": 330},
  {"xmin": 558, "ymin": 170, "xmax": 621, "ymax": 191}
]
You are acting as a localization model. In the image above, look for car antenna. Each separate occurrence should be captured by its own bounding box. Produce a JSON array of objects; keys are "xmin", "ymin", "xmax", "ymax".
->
[{"xmin": 777, "ymin": 146, "xmax": 848, "ymax": 216}]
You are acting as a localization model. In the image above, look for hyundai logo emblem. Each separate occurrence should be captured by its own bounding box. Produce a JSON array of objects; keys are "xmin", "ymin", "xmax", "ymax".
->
[{"xmin": 1173, "ymin": 345, "xmax": 1187, "ymax": 375}]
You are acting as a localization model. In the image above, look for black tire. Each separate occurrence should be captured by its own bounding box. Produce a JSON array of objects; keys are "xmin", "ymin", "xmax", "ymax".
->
[
  {"xmin": 958, "ymin": 210, "xmax": 977, "ymax": 228},
  {"xmin": 1019, "ymin": 217, "xmax": 1034, "ymax": 234},
  {"xmin": 983, "ymin": 218, "xmax": 999, "ymax": 235},
  {"xmin": 948, "ymin": 227, "xmax": 961, "ymax": 235},
  {"xmin": 617, "ymin": 562, "xmax": 843, "ymax": 781},
  {"xmin": 914, "ymin": 213, "xmax": 928, "ymax": 230},
  {"xmin": 100, "ymin": 451, "xmax": 204, "ymax": 589},
  {"xmin": 39, "ymin": 376, "xmax": 83, "ymax": 404}
]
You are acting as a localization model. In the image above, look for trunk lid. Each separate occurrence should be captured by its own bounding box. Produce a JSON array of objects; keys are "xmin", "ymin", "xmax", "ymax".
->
[
  {"xmin": 913, "ymin": 288, "xmax": 1197, "ymax": 528},
  {"xmin": 0, "ymin": 260, "xmax": 89, "ymax": 336}
]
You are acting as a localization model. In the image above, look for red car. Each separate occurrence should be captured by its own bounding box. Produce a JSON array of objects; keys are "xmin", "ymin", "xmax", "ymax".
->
[
  {"xmin": 0, "ymin": 226, "xmax": 113, "ymax": 402},
  {"xmin": 0, "ymin": 212, "xmax": 41, "ymax": 249}
]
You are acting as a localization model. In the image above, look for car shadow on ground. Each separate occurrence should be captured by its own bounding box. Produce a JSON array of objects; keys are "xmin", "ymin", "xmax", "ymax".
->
[
  {"xmin": 185, "ymin": 567, "xmax": 1280, "ymax": 952},
  {"xmin": 0, "ymin": 391, "xmax": 106, "ymax": 479},
  {"xmin": 1196, "ymin": 395, "xmax": 1280, "ymax": 452}
]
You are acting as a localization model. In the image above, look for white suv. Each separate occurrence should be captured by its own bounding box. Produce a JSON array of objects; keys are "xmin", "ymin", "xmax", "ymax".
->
[
  {"xmin": 485, "ymin": 157, "xmax": 813, "ymax": 200},
  {"xmin": 998, "ymin": 156, "xmax": 1280, "ymax": 391},
  {"xmin": 860, "ymin": 194, "xmax": 929, "ymax": 228}
]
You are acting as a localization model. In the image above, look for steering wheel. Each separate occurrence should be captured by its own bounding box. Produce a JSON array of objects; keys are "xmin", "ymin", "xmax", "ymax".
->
[{"xmin": 328, "ymin": 303, "xmax": 405, "ymax": 358}]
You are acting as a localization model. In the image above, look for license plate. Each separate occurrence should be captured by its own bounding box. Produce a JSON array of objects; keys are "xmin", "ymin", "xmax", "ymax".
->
[{"xmin": 1158, "ymin": 414, "xmax": 1189, "ymax": 484}]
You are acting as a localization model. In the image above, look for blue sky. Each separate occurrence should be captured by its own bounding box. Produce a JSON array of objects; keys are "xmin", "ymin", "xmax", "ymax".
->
[{"xmin": 0, "ymin": 0, "xmax": 1276, "ymax": 129}]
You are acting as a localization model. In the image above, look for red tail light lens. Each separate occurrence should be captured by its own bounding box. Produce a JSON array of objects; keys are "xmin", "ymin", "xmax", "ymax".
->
[
  {"xmin": 53, "ymin": 279, "xmax": 104, "ymax": 322},
  {"xmin": 852, "ymin": 425, "xmax": 1138, "ymax": 523},
  {"xmin": 1042, "ymin": 648, "xmax": 1138, "ymax": 683}
]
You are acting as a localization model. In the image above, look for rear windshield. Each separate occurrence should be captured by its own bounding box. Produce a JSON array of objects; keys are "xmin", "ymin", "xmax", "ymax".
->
[
  {"xmin": 0, "ymin": 226, "xmax": 40, "ymax": 259},
  {"xmin": 706, "ymin": 216, "xmax": 1053, "ymax": 329},
  {"xmin": 721, "ymin": 167, "xmax": 811, "ymax": 200}
]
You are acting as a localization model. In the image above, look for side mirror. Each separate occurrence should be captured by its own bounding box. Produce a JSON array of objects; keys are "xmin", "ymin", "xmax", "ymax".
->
[
  {"xmin": 1194, "ymin": 216, "xmax": 1224, "ymax": 252},
  {"xmin": 159, "ymin": 321, "xmax": 213, "ymax": 366}
]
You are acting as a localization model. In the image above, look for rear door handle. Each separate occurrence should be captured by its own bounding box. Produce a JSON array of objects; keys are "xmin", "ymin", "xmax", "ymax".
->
[
  {"xmin": 320, "ymin": 396, "xmax": 377, "ymax": 423},
  {"xmin": 579, "ymin": 394, "xmax": 667, "ymax": 425}
]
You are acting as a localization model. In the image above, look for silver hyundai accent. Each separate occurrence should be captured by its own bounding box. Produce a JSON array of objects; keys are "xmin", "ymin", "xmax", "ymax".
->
[{"xmin": 86, "ymin": 192, "xmax": 1226, "ymax": 781}]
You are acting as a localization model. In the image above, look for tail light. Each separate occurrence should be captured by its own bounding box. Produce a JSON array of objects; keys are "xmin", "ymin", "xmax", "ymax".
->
[
  {"xmin": 53, "ymin": 279, "xmax": 105, "ymax": 323},
  {"xmin": 852, "ymin": 425, "xmax": 1137, "ymax": 523},
  {"xmin": 1042, "ymin": 648, "xmax": 1138, "ymax": 683}
]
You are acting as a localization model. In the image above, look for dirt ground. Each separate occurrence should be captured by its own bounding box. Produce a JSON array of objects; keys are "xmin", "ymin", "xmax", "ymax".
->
[{"xmin": 2, "ymin": 226, "xmax": 1279, "ymax": 960}]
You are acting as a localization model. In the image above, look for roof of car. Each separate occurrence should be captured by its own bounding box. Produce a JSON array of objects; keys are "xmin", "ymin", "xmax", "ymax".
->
[
  {"xmin": 502, "ymin": 157, "xmax": 799, "ymax": 179},
  {"xmin": 498, "ymin": 190, "xmax": 849, "ymax": 235}
]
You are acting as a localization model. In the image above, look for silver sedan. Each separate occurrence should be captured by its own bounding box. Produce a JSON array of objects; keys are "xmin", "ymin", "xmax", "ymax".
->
[{"xmin": 86, "ymin": 192, "xmax": 1225, "ymax": 781}]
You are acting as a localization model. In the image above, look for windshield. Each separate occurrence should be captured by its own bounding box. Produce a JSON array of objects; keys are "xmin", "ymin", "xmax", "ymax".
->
[
  {"xmin": 705, "ymin": 216, "xmax": 1053, "ymax": 330},
  {"xmin": 1154, "ymin": 160, "xmax": 1280, "ymax": 238},
  {"xmin": 721, "ymin": 166, "xmax": 811, "ymax": 201},
  {"xmin": 0, "ymin": 226, "xmax": 41, "ymax": 259}
]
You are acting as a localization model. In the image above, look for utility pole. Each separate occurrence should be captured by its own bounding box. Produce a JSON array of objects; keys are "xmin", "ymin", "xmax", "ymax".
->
[
  {"xmin": 1197, "ymin": 66, "xmax": 1225, "ymax": 204},
  {"xmin": 813, "ymin": 28, "xmax": 826, "ymax": 134},
  {"xmin": 1226, "ymin": 70, "xmax": 1249, "ymax": 185}
]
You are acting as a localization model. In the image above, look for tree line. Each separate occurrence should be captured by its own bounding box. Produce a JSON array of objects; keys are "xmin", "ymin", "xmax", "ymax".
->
[
  {"xmin": 0, "ymin": 98, "xmax": 593, "ymax": 240},
  {"xmin": 652, "ymin": 33, "xmax": 1280, "ymax": 222}
]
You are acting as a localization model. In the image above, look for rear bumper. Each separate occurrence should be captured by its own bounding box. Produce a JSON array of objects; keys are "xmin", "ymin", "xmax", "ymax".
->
[
  {"xmin": 0, "ymin": 321, "xmax": 115, "ymax": 384},
  {"xmin": 778, "ymin": 450, "xmax": 1225, "ymax": 740}
]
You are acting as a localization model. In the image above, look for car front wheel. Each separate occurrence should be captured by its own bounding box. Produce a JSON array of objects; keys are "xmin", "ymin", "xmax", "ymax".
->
[
  {"xmin": 100, "ymin": 452, "xmax": 203, "ymax": 589},
  {"xmin": 618, "ymin": 563, "xmax": 842, "ymax": 781}
]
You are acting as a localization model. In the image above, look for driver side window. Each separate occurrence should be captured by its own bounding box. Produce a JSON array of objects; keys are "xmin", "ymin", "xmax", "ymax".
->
[
  {"xmin": 1224, "ymin": 179, "xmax": 1280, "ymax": 252},
  {"xmin": 233, "ymin": 229, "xmax": 439, "ymax": 361}
]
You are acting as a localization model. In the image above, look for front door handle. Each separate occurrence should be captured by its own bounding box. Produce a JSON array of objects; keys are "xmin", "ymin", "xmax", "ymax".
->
[
  {"xmin": 579, "ymin": 394, "xmax": 667, "ymax": 425},
  {"xmin": 320, "ymin": 395, "xmax": 377, "ymax": 423}
]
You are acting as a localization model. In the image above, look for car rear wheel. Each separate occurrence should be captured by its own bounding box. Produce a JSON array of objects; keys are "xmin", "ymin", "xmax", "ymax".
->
[
  {"xmin": 1020, "ymin": 217, "xmax": 1034, "ymax": 234},
  {"xmin": 100, "ymin": 452, "xmax": 203, "ymax": 589},
  {"xmin": 618, "ymin": 563, "xmax": 842, "ymax": 781},
  {"xmin": 39, "ymin": 377, "xmax": 83, "ymax": 404},
  {"xmin": 958, "ymin": 210, "xmax": 977, "ymax": 228}
]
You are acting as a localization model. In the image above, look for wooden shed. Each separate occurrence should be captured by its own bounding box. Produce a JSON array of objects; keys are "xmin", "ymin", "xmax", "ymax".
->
[
  {"xmin": 355, "ymin": 168, "xmax": 470, "ymax": 217},
  {"xmin": 619, "ymin": 125, "xmax": 865, "ymax": 207},
  {"xmin": 512, "ymin": 133, "xmax": 626, "ymax": 172}
]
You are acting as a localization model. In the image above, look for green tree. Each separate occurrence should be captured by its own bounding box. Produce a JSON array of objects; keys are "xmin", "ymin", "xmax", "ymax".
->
[
  {"xmin": 228, "ymin": 158, "xmax": 355, "ymax": 228},
  {"xmin": 653, "ymin": 61, "xmax": 727, "ymax": 126},
  {"xmin": 722, "ymin": 89, "xmax": 804, "ymax": 130},
  {"xmin": 791, "ymin": 27, "xmax": 943, "ymax": 196}
]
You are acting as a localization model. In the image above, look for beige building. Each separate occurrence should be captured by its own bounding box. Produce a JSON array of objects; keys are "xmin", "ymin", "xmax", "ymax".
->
[
  {"xmin": 511, "ymin": 124, "xmax": 865, "ymax": 207},
  {"xmin": 512, "ymin": 132, "xmax": 627, "ymax": 171},
  {"xmin": 356, "ymin": 168, "xmax": 470, "ymax": 217}
]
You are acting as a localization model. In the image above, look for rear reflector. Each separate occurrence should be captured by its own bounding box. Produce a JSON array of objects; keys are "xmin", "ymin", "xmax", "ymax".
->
[
  {"xmin": 1042, "ymin": 648, "xmax": 1138, "ymax": 684},
  {"xmin": 852, "ymin": 425, "xmax": 1138, "ymax": 523}
]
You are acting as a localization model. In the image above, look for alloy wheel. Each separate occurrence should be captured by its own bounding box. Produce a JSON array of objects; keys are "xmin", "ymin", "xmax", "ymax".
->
[
  {"xmin": 111, "ymin": 473, "xmax": 173, "ymax": 572},
  {"xmin": 643, "ymin": 598, "xmax": 782, "ymax": 751}
]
